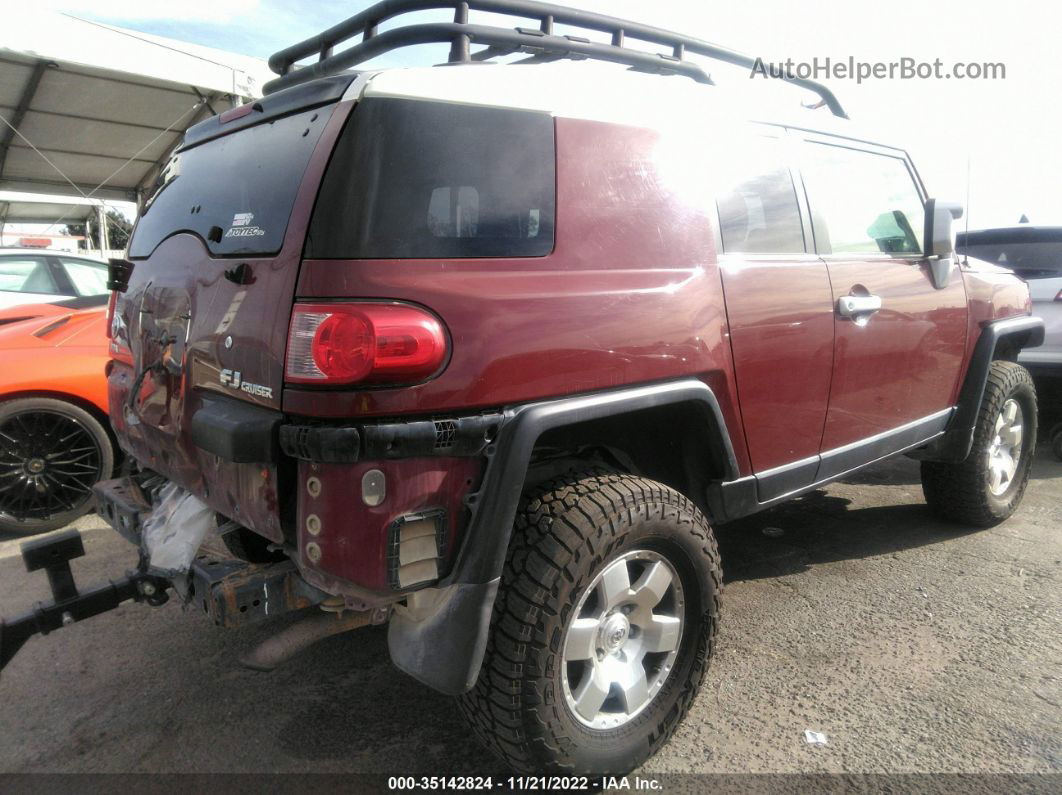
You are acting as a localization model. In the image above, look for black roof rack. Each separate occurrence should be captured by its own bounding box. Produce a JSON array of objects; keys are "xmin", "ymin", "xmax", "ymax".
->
[{"xmin": 264, "ymin": 0, "xmax": 847, "ymax": 118}]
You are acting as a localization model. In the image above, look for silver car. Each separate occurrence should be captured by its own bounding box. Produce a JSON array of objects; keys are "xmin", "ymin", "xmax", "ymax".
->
[
  {"xmin": 958, "ymin": 226, "xmax": 1062, "ymax": 460},
  {"xmin": 957, "ymin": 227, "xmax": 1062, "ymax": 375},
  {"xmin": 0, "ymin": 248, "xmax": 109, "ymax": 310}
]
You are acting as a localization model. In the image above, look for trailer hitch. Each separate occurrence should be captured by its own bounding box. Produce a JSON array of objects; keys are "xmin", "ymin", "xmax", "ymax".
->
[{"xmin": 0, "ymin": 529, "xmax": 170, "ymax": 674}]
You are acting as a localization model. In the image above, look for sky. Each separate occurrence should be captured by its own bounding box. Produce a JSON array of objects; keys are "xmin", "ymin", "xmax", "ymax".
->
[{"xmin": 32, "ymin": 0, "xmax": 1062, "ymax": 229}]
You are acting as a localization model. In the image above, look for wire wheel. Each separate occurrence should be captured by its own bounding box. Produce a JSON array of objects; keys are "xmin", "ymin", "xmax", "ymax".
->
[
  {"xmin": 562, "ymin": 549, "xmax": 685, "ymax": 729},
  {"xmin": 0, "ymin": 409, "xmax": 104, "ymax": 523}
]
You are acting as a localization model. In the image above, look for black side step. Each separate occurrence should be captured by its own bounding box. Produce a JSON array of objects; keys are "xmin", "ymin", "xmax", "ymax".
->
[{"xmin": 0, "ymin": 530, "xmax": 169, "ymax": 674}]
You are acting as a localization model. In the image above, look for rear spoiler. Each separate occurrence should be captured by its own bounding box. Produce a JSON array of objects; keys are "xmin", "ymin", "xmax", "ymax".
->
[{"xmin": 182, "ymin": 74, "xmax": 357, "ymax": 150}]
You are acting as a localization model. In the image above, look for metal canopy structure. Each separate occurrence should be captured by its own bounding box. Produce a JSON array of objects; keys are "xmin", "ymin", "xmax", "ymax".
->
[
  {"xmin": 0, "ymin": 191, "xmax": 100, "ymax": 225},
  {"xmin": 0, "ymin": 12, "xmax": 273, "ymax": 205},
  {"xmin": 0, "ymin": 190, "xmax": 116, "ymax": 251}
]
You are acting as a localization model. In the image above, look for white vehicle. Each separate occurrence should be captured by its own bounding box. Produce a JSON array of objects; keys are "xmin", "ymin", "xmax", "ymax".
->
[
  {"xmin": 957, "ymin": 227, "xmax": 1062, "ymax": 375},
  {"xmin": 0, "ymin": 249, "xmax": 110, "ymax": 310}
]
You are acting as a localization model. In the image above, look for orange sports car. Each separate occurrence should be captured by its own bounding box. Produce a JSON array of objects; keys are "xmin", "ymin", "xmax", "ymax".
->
[{"xmin": 0, "ymin": 295, "xmax": 114, "ymax": 534}]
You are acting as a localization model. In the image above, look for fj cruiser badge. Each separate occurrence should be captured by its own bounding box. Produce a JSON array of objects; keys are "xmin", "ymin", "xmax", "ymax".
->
[{"xmin": 219, "ymin": 368, "xmax": 273, "ymax": 399}]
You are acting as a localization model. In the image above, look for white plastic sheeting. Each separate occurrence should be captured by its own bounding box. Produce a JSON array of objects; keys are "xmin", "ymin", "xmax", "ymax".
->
[{"xmin": 141, "ymin": 481, "xmax": 214, "ymax": 576}]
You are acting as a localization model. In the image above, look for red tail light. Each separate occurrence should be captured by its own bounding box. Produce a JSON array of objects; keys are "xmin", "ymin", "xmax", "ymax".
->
[
  {"xmin": 285, "ymin": 303, "xmax": 448, "ymax": 385},
  {"xmin": 1055, "ymin": 289, "xmax": 1062, "ymax": 302}
]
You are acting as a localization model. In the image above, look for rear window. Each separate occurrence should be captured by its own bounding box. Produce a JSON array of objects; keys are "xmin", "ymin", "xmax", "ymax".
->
[
  {"xmin": 306, "ymin": 98, "xmax": 555, "ymax": 259},
  {"xmin": 129, "ymin": 106, "xmax": 332, "ymax": 259}
]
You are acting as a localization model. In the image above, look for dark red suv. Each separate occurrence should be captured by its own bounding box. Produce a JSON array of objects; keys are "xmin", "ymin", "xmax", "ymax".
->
[{"xmin": 2, "ymin": 0, "xmax": 1044, "ymax": 776}]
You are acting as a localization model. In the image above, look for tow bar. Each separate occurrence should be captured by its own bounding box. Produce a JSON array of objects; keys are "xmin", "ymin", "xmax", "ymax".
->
[{"xmin": 0, "ymin": 529, "xmax": 170, "ymax": 674}]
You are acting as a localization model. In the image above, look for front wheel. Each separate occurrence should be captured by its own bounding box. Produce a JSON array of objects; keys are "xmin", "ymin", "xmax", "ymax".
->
[
  {"xmin": 921, "ymin": 361, "xmax": 1037, "ymax": 526},
  {"xmin": 458, "ymin": 470, "xmax": 722, "ymax": 774}
]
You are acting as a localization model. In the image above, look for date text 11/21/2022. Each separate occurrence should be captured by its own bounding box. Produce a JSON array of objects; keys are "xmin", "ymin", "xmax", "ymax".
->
[{"xmin": 387, "ymin": 776, "xmax": 663, "ymax": 790}]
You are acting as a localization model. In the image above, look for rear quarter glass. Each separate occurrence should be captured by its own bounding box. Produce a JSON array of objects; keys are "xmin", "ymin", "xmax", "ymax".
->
[
  {"xmin": 306, "ymin": 97, "xmax": 556, "ymax": 259},
  {"xmin": 129, "ymin": 105, "xmax": 335, "ymax": 259}
]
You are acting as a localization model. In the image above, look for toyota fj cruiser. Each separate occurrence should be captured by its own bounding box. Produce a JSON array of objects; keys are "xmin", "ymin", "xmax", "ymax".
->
[{"xmin": 1, "ymin": 0, "xmax": 1045, "ymax": 776}]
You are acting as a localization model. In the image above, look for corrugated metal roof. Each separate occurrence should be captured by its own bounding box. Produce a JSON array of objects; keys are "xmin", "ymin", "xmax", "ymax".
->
[{"xmin": 0, "ymin": 12, "xmax": 272, "ymax": 204}]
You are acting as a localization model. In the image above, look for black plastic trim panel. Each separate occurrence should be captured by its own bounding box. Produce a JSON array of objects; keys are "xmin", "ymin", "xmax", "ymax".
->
[
  {"xmin": 387, "ymin": 378, "xmax": 736, "ymax": 694},
  {"xmin": 191, "ymin": 394, "xmax": 283, "ymax": 463},
  {"xmin": 712, "ymin": 408, "xmax": 954, "ymax": 523},
  {"xmin": 279, "ymin": 414, "xmax": 502, "ymax": 463}
]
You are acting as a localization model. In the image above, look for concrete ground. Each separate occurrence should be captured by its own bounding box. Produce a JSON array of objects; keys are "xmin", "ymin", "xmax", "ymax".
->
[{"xmin": 0, "ymin": 447, "xmax": 1059, "ymax": 777}]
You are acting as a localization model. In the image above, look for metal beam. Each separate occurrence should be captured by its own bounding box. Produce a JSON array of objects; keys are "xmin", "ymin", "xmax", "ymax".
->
[
  {"xmin": 134, "ymin": 95, "xmax": 218, "ymax": 198},
  {"xmin": 0, "ymin": 60, "xmax": 48, "ymax": 181},
  {"xmin": 0, "ymin": 104, "xmax": 186, "ymax": 135},
  {"xmin": 0, "ymin": 176, "xmax": 137, "ymax": 203},
  {"xmin": 2, "ymin": 142, "xmax": 157, "ymax": 167},
  {"xmin": 0, "ymin": 55, "xmax": 204, "ymax": 100}
]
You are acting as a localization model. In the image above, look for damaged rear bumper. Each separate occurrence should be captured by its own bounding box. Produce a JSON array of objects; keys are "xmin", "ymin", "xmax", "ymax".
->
[
  {"xmin": 94, "ymin": 474, "xmax": 330, "ymax": 626},
  {"xmin": 0, "ymin": 477, "xmax": 331, "ymax": 674}
]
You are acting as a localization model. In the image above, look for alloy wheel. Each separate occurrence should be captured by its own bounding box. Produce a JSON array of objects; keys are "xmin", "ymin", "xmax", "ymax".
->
[
  {"xmin": 0, "ymin": 410, "xmax": 103, "ymax": 522},
  {"xmin": 562, "ymin": 549, "xmax": 685, "ymax": 729},
  {"xmin": 987, "ymin": 398, "xmax": 1024, "ymax": 497}
]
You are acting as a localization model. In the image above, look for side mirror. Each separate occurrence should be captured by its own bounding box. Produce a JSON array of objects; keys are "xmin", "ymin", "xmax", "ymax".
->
[{"xmin": 923, "ymin": 199, "xmax": 964, "ymax": 289}]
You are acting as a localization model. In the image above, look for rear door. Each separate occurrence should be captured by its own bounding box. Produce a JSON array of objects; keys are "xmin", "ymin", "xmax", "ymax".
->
[
  {"xmin": 111, "ymin": 94, "xmax": 350, "ymax": 539},
  {"xmin": 798, "ymin": 137, "xmax": 968, "ymax": 476},
  {"xmin": 717, "ymin": 131, "xmax": 835, "ymax": 500}
]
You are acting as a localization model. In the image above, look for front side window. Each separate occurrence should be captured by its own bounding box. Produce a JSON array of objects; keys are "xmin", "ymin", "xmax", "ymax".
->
[
  {"xmin": 802, "ymin": 143, "xmax": 924, "ymax": 255},
  {"xmin": 0, "ymin": 257, "xmax": 60, "ymax": 294},
  {"xmin": 306, "ymin": 98, "xmax": 555, "ymax": 259},
  {"xmin": 716, "ymin": 137, "xmax": 805, "ymax": 254}
]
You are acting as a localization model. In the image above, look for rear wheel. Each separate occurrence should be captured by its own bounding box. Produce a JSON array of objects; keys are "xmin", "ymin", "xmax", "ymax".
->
[
  {"xmin": 921, "ymin": 361, "xmax": 1037, "ymax": 526},
  {"xmin": 458, "ymin": 469, "xmax": 721, "ymax": 774},
  {"xmin": 0, "ymin": 397, "xmax": 115, "ymax": 535}
]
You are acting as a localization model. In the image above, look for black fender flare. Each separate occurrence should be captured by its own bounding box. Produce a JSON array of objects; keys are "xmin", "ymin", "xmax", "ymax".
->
[
  {"xmin": 919, "ymin": 315, "xmax": 1045, "ymax": 463},
  {"xmin": 387, "ymin": 378, "xmax": 738, "ymax": 695}
]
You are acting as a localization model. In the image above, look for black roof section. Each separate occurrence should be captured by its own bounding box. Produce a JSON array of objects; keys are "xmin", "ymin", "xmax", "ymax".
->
[
  {"xmin": 957, "ymin": 226, "xmax": 1062, "ymax": 247},
  {"xmin": 264, "ymin": 0, "xmax": 847, "ymax": 118}
]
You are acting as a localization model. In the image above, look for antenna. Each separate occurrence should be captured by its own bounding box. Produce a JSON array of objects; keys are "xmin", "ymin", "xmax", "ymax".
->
[{"xmin": 963, "ymin": 155, "xmax": 971, "ymax": 265}]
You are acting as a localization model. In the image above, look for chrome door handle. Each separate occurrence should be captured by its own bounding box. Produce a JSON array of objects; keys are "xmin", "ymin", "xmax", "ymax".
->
[{"xmin": 837, "ymin": 294, "xmax": 883, "ymax": 318}]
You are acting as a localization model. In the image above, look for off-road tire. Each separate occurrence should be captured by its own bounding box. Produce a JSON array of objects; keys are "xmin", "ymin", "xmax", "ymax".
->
[
  {"xmin": 921, "ymin": 361, "xmax": 1037, "ymax": 526},
  {"xmin": 0, "ymin": 397, "xmax": 115, "ymax": 535},
  {"xmin": 1051, "ymin": 423, "xmax": 1062, "ymax": 463},
  {"xmin": 457, "ymin": 469, "xmax": 722, "ymax": 774}
]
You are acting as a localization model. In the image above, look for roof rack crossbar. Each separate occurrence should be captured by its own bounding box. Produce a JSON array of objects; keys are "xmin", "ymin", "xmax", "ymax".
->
[{"xmin": 264, "ymin": 0, "xmax": 847, "ymax": 119}]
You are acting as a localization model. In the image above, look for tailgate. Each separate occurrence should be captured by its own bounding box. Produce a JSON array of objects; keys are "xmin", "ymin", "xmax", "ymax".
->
[{"xmin": 109, "ymin": 90, "xmax": 351, "ymax": 541}]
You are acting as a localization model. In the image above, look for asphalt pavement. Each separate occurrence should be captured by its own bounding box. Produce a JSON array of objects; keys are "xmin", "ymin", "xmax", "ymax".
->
[{"xmin": 1, "ymin": 446, "xmax": 1059, "ymax": 778}]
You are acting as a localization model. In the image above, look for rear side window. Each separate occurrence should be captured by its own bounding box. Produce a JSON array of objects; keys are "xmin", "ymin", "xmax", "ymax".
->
[
  {"xmin": 60, "ymin": 259, "xmax": 109, "ymax": 296},
  {"xmin": 129, "ymin": 106, "xmax": 332, "ymax": 259},
  {"xmin": 716, "ymin": 137, "xmax": 805, "ymax": 254},
  {"xmin": 306, "ymin": 98, "xmax": 555, "ymax": 259},
  {"xmin": 802, "ymin": 143, "xmax": 924, "ymax": 255}
]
